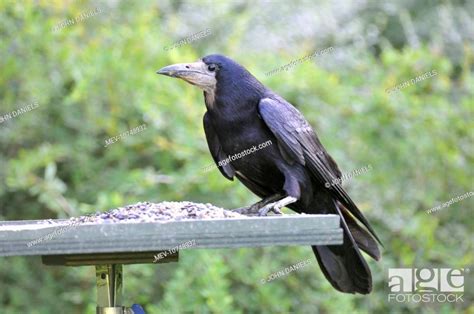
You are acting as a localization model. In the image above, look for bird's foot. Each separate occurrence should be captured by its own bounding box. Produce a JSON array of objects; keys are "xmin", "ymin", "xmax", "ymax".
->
[
  {"xmin": 233, "ymin": 203, "xmax": 264, "ymax": 215},
  {"xmin": 258, "ymin": 204, "xmax": 283, "ymax": 216},
  {"xmin": 257, "ymin": 196, "xmax": 297, "ymax": 216},
  {"xmin": 233, "ymin": 194, "xmax": 284, "ymax": 216}
]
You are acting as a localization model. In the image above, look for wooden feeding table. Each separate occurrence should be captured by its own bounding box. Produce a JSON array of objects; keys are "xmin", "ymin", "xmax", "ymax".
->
[{"xmin": 0, "ymin": 201, "xmax": 343, "ymax": 314}]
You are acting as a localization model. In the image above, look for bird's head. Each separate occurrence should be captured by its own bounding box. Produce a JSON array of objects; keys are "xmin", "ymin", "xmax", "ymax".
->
[
  {"xmin": 157, "ymin": 54, "xmax": 265, "ymax": 107},
  {"xmin": 156, "ymin": 57, "xmax": 216, "ymax": 92},
  {"xmin": 157, "ymin": 54, "xmax": 258, "ymax": 90}
]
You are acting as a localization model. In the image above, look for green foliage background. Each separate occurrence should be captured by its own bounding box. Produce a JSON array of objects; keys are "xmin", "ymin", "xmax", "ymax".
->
[{"xmin": 0, "ymin": 1, "xmax": 472, "ymax": 313}]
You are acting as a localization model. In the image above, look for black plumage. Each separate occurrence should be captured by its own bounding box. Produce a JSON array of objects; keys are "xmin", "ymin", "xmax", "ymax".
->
[{"xmin": 157, "ymin": 54, "xmax": 381, "ymax": 294}]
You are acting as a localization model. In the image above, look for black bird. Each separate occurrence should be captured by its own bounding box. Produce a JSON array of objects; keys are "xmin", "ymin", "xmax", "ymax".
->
[{"xmin": 157, "ymin": 54, "xmax": 381, "ymax": 294}]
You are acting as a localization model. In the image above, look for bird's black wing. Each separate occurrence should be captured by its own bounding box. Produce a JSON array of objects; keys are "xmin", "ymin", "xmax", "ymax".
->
[
  {"xmin": 258, "ymin": 97, "xmax": 381, "ymax": 244},
  {"xmin": 203, "ymin": 112, "xmax": 235, "ymax": 180}
]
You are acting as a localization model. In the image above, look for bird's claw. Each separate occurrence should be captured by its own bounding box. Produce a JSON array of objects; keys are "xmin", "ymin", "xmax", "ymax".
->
[
  {"xmin": 233, "ymin": 194, "xmax": 289, "ymax": 216},
  {"xmin": 233, "ymin": 204, "xmax": 262, "ymax": 215},
  {"xmin": 258, "ymin": 204, "xmax": 283, "ymax": 216}
]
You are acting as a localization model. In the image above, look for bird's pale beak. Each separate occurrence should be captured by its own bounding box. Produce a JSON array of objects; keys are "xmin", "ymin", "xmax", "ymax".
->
[
  {"xmin": 156, "ymin": 63, "xmax": 191, "ymax": 77},
  {"xmin": 156, "ymin": 60, "xmax": 216, "ymax": 91}
]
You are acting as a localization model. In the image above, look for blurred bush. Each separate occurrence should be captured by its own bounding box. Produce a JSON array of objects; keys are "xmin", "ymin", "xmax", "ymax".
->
[{"xmin": 0, "ymin": 1, "xmax": 472, "ymax": 313}]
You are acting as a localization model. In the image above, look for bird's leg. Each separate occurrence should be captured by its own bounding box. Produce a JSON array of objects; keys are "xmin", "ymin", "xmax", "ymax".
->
[
  {"xmin": 258, "ymin": 196, "xmax": 298, "ymax": 216},
  {"xmin": 233, "ymin": 193, "xmax": 284, "ymax": 215}
]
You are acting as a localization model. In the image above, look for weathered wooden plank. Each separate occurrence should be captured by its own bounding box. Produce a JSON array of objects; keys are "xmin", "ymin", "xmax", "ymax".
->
[{"xmin": 0, "ymin": 215, "xmax": 342, "ymax": 257}]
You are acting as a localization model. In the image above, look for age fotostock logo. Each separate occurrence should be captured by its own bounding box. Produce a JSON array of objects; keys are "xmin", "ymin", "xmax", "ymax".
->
[{"xmin": 388, "ymin": 268, "xmax": 467, "ymax": 303}]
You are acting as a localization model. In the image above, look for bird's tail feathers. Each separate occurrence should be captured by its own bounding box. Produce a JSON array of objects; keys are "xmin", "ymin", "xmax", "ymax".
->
[
  {"xmin": 338, "ymin": 202, "xmax": 381, "ymax": 261},
  {"xmin": 312, "ymin": 202, "xmax": 375, "ymax": 294}
]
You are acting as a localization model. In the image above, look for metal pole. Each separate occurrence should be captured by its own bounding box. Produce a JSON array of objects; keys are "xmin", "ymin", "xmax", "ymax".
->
[{"xmin": 96, "ymin": 264, "xmax": 125, "ymax": 314}]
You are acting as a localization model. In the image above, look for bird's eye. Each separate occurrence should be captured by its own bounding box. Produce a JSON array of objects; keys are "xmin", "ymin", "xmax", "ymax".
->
[{"xmin": 208, "ymin": 64, "xmax": 216, "ymax": 72}]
